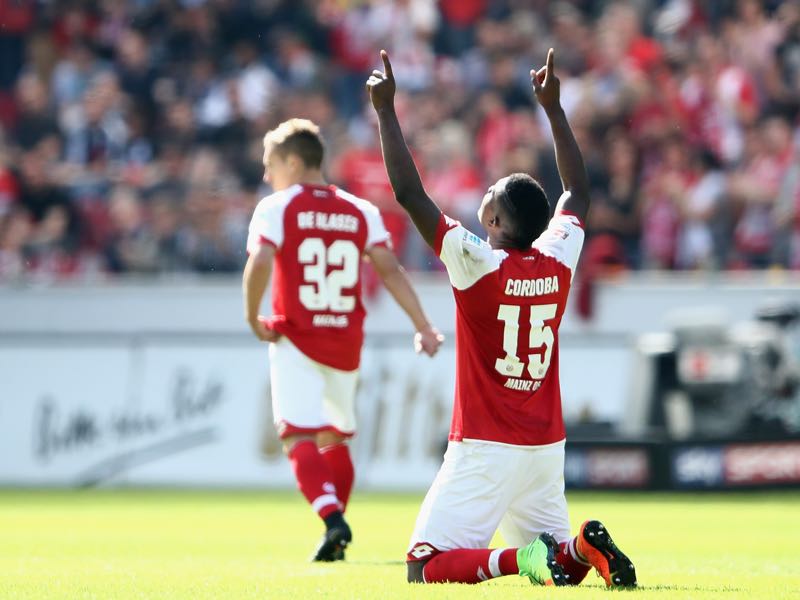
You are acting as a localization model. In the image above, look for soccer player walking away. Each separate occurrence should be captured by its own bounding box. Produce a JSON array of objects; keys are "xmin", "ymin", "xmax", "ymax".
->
[
  {"xmin": 243, "ymin": 118, "xmax": 444, "ymax": 562},
  {"xmin": 367, "ymin": 50, "xmax": 637, "ymax": 587}
]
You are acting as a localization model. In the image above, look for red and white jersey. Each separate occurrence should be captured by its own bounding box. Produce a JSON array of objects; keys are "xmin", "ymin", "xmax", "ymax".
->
[
  {"xmin": 247, "ymin": 183, "xmax": 391, "ymax": 371},
  {"xmin": 434, "ymin": 205, "xmax": 584, "ymax": 446}
]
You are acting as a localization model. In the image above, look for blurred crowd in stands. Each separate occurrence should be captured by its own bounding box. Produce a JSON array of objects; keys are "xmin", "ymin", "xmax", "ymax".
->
[{"xmin": 1, "ymin": 0, "xmax": 800, "ymax": 282}]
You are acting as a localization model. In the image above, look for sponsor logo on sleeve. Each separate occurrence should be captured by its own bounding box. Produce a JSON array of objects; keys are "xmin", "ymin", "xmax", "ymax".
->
[{"xmin": 462, "ymin": 230, "xmax": 486, "ymax": 249}]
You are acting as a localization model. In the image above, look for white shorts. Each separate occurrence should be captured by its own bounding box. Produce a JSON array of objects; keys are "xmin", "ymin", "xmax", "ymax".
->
[
  {"xmin": 269, "ymin": 337, "xmax": 359, "ymax": 439},
  {"xmin": 407, "ymin": 439, "xmax": 570, "ymax": 560}
]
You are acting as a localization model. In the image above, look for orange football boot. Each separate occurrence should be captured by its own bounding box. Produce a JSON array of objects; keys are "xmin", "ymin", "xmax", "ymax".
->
[{"xmin": 575, "ymin": 520, "xmax": 637, "ymax": 587}]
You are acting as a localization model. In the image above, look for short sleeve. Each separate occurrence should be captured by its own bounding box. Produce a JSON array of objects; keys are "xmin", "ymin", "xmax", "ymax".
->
[
  {"xmin": 332, "ymin": 187, "xmax": 392, "ymax": 251},
  {"xmin": 246, "ymin": 189, "xmax": 295, "ymax": 254},
  {"xmin": 363, "ymin": 204, "xmax": 392, "ymax": 250},
  {"xmin": 435, "ymin": 213, "xmax": 502, "ymax": 290},
  {"xmin": 532, "ymin": 205, "xmax": 585, "ymax": 280}
]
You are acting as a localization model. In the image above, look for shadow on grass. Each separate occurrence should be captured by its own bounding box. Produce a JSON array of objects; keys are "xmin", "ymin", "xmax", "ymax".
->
[
  {"xmin": 633, "ymin": 584, "xmax": 743, "ymax": 593},
  {"xmin": 329, "ymin": 575, "xmax": 746, "ymax": 593},
  {"xmin": 345, "ymin": 560, "xmax": 407, "ymax": 566}
]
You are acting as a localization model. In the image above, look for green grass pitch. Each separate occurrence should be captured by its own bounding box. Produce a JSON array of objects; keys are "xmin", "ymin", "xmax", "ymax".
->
[{"xmin": 1, "ymin": 489, "xmax": 798, "ymax": 599}]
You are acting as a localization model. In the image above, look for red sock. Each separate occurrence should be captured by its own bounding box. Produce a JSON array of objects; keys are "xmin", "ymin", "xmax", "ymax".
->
[
  {"xmin": 287, "ymin": 439, "xmax": 340, "ymax": 519},
  {"xmin": 422, "ymin": 548, "xmax": 518, "ymax": 584},
  {"xmin": 556, "ymin": 538, "xmax": 592, "ymax": 585},
  {"xmin": 320, "ymin": 442, "xmax": 354, "ymax": 511}
]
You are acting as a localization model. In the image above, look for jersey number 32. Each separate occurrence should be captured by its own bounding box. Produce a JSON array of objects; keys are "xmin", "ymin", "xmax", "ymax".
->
[{"xmin": 298, "ymin": 238, "xmax": 359, "ymax": 312}]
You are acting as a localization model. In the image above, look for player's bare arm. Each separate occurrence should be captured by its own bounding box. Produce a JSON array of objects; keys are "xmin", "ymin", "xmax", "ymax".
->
[
  {"xmin": 367, "ymin": 50, "xmax": 441, "ymax": 247},
  {"xmin": 532, "ymin": 49, "xmax": 591, "ymax": 223},
  {"xmin": 366, "ymin": 245, "xmax": 444, "ymax": 357},
  {"xmin": 242, "ymin": 243, "xmax": 280, "ymax": 342}
]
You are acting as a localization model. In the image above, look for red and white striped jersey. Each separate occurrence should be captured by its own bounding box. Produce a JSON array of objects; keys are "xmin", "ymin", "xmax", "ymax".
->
[
  {"xmin": 434, "ymin": 205, "xmax": 585, "ymax": 446},
  {"xmin": 247, "ymin": 183, "xmax": 390, "ymax": 371}
]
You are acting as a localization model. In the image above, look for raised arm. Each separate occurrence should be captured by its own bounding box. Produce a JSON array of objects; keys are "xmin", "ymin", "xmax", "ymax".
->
[
  {"xmin": 532, "ymin": 49, "xmax": 591, "ymax": 224},
  {"xmin": 367, "ymin": 50, "xmax": 441, "ymax": 246}
]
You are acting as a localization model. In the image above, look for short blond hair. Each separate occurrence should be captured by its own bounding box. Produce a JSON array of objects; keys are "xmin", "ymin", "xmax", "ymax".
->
[{"xmin": 263, "ymin": 119, "xmax": 324, "ymax": 168}]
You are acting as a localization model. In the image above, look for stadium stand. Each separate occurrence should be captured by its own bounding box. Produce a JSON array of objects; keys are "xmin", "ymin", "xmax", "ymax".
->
[{"xmin": 0, "ymin": 0, "xmax": 799, "ymax": 282}]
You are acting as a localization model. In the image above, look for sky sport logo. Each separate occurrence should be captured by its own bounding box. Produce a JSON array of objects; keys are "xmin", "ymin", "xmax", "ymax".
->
[
  {"xmin": 672, "ymin": 447, "xmax": 724, "ymax": 487},
  {"xmin": 724, "ymin": 443, "xmax": 800, "ymax": 485},
  {"xmin": 673, "ymin": 443, "xmax": 800, "ymax": 488}
]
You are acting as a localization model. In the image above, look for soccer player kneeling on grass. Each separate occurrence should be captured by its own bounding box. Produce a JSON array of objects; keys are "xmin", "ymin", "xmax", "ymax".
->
[
  {"xmin": 243, "ymin": 118, "xmax": 443, "ymax": 562},
  {"xmin": 367, "ymin": 49, "xmax": 637, "ymax": 587}
]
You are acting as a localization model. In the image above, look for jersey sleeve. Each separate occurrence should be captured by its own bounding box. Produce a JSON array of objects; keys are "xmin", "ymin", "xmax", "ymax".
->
[
  {"xmin": 434, "ymin": 213, "xmax": 501, "ymax": 290},
  {"xmin": 246, "ymin": 193, "xmax": 287, "ymax": 254},
  {"xmin": 333, "ymin": 188, "xmax": 392, "ymax": 251},
  {"xmin": 532, "ymin": 201, "xmax": 585, "ymax": 280},
  {"xmin": 362, "ymin": 203, "xmax": 392, "ymax": 250}
]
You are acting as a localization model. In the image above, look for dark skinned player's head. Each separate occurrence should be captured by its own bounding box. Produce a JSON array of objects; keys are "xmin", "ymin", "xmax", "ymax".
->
[{"xmin": 477, "ymin": 173, "xmax": 551, "ymax": 249}]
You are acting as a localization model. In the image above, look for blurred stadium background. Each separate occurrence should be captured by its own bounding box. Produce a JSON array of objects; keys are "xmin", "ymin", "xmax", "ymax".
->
[{"xmin": 1, "ymin": 0, "xmax": 799, "ymax": 495}]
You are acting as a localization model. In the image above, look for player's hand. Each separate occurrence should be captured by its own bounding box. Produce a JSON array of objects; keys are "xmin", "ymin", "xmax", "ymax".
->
[
  {"xmin": 367, "ymin": 50, "xmax": 396, "ymax": 112},
  {"xmin": 414, "ymin": 325, "xmax": 444, "ymax": 357},
  {"xmin": 248, "ymin": 316, "xmax": 281, "ymax": 343},
  {"xmin": 531, "ymin": 48, "xmax": 560, "ymax": 113}
]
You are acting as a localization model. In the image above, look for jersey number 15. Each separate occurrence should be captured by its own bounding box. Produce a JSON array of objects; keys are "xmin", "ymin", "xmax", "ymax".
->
[{"xmin": 495, "ymin": 303, "xmax": 557, "ymax": 380}]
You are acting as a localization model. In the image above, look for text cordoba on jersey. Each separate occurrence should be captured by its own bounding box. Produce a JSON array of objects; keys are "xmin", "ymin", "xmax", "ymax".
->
[{"xmin": 504, "ymin": 276, "xmax": 559, "ymax": 297}]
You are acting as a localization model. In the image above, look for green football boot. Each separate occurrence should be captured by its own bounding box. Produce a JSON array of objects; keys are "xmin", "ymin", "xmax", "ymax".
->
[{"xmin": 517, "ymin": 533, "xmax": 568, "ymax": 586}]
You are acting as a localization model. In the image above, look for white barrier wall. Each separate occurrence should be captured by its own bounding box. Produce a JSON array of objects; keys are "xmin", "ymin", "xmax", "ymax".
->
[
  {"xmin": 1, "ymin": 273, "xmax": 797, "ymax": 489},
  {"xmin": 0, "ymin": 337, "xmax": 457, "ymax": 489}
]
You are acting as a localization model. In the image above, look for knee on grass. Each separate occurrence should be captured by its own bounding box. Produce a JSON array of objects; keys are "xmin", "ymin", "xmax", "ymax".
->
[{"xmin": 406, "ymin": 560, "xmax": 426, "ymax": 583}]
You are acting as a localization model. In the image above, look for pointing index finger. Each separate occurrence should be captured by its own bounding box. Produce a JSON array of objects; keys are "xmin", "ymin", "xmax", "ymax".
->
[
  {"xmin": 544, "ymin": 48, "xmax": 554, "ymax": 83},
  {"xmin": 381, "ymin": 49, "xmax": 393, "ymax": 79}
]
